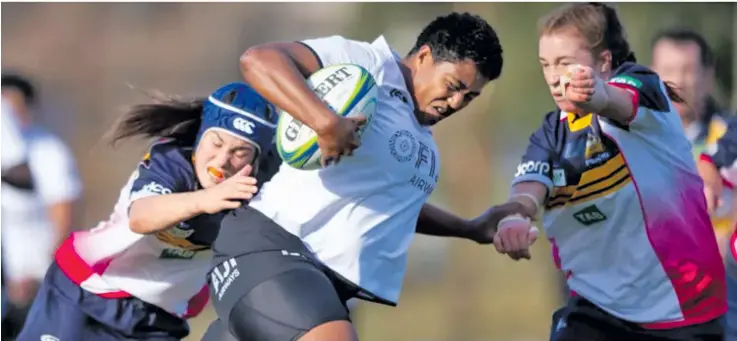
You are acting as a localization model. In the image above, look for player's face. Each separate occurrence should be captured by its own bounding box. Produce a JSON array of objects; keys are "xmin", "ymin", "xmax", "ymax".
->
[
  {"xmin": 539, "ymin": 30, "xmax": 609, "ymax": 114},
  {"xmin": 651, "ymin": 40, "xmax": 712, "ymax": 122},
  {"xmin": 412, "ymin": 45, "xmax": 489, "ymax": 125},
  {"xmin": 194, "ymin": 131, "xmax": 257, "ymax": 188}
]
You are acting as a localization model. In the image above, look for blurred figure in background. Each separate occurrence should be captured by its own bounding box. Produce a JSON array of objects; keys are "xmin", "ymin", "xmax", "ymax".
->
[
  {"xmin": 697, "ymin": 118, "xmax": 737, "ymax": 341},
  {"xmin": 650, "ymin": 29, "xmax": 736, "ymax": 255},
  {"xmin": 651, "ymin": 28, "xmax": 723, "ymax": 156},
  {"xmin": 1, "ymin": 99, "xmax": 32, "ymax": 335},
  {"xmin": 1, "ymin": 73, "xmax": 82, "ymax": 339}
]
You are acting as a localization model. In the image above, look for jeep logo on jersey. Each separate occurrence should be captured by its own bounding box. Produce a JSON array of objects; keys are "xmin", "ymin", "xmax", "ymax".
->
[
  {"xmin": 285, "ymin": 119, "xmax": 303, "ymax": 142},
  {"xmin": 232, "ymin": 117, "xmax": 255, "ymax": 134},
  {"xmin": 314, "ymin": 66, "xmax": 352, "ymax": 98},
  {"xmin": 515, "ymin": 161, "xmax": 551, "ymax": 178},
  {"xmin": 609, "ymin": 75, "xmax": 642, "ymax": 89},
  {"xmin": 573, "ymin": 205, "xmax": 607, "ymax": 226}
]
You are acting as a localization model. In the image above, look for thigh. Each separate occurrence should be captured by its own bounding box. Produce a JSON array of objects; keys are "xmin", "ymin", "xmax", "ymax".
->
[{"xmin": 210, "ymin": 251, "xmax": 350, "ymax": 341}]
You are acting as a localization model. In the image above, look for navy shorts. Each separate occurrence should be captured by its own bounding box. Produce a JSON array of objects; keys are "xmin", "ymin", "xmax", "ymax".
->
[
  {"xmin": 205, "ymin": 207, "xmax": 387, "ymax": 341},
  {"xmin": 550, "ymin": 296, "xmax": 723, "ymax": 341},
  {"xmin": 16, "ymin": 262, "xmax": 189, "ymax": 341}
]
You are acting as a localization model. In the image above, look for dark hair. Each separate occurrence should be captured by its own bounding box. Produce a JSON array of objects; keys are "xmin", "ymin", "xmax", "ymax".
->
[
  {"xmin": 539, "ymin": 2, "xmax": 683, "ymax": 103},
  {"xmin": 651, "ymin": 28, "xmax": 715, "ymax": 69},
  {"xmin": 105, "ymin": 88, "xmax": 204, "ymax": 147},
  {"xmin": 408, "ymin": 12, "xmax": 504, "ymax": 81},
  {"xmin": 1, "ymin": 73, "xmax": 36, "ymax": 104}
]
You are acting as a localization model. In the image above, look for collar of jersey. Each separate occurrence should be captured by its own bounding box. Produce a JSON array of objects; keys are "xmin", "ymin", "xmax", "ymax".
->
[
  {"xmin": 562, "ymin": 111, "xmax": 594, "ymax": 132},
  {"xmin": 370, "ymin": 35, "xmax": 418, "ymax": 119}
]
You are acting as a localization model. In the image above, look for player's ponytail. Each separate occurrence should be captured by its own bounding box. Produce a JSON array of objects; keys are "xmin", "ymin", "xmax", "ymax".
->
[{"xmin": 105, "ymin": 88, "xmax": 204, "ymax": 147}]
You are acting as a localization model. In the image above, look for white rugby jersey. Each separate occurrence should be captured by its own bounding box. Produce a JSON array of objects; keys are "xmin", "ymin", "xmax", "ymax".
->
[
  {"xmin": 513, "ymin": 63, "xmax": 726, "ymax": 327},
  {"xmin": 249, "ymin": 35, "xmax": 439, "ymax": 304},
  {"xmin": 55, "ymin": 139, "xmax": 217, "ymax": 317}
]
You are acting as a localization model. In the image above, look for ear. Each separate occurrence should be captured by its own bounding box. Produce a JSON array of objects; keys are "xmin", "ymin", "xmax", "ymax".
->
[
  {"xmin": 598, "ymin": 50, "xmax": 612, "ymax": 74},
  {"xmin": 416, "ymin": 45, "xmax": 435, "ymax": 68}
]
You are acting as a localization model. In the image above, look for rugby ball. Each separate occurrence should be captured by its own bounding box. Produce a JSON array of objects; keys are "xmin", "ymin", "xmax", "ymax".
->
[{"xmin": 276, "ymin": 64, "xmax": 378, "ymax": 170}]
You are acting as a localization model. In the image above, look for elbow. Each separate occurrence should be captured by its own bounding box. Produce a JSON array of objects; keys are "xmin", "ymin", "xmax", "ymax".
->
[
  {"xmin": 128, "ymin": 204, "xmax": 151, "ymax": 235},
  {"xmin": 239, "ymin": 45, "xmax": 275, "ymax": 81},
  {"xmin": 128, "ymin": 216, "xmax": 148, "ymax": 235}
]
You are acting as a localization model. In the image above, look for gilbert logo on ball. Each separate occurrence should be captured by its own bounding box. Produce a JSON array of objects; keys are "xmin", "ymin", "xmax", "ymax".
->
[{"xmin": 276, "ymin": 64, "xmax": 378, "ymax": 170}]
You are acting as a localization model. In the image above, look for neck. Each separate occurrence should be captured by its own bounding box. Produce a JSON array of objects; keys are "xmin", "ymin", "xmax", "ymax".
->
[{"xmin": 399, "ymin": 57, "xmax": 424, "ymax": 123}]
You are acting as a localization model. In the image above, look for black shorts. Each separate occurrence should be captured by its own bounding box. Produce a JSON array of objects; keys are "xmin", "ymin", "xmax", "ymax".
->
[
  {"xmin": 550, "ymin": 296, "xmax": 723, "ymax": 341},
  {"xmin": 207, "ymin": 207, "xmax": 375, "ymax": 341}
]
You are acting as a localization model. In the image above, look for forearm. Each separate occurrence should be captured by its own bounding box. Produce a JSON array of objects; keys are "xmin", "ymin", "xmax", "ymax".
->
[
  {"xmin": 240, "ymin": 45, "xmax": 336, "ymax": 134},
  {"xmin": 507, "ymin": 181, "xmax": 547, "ymax": 217},
  {"xmin": 415, "ymin": 203, "xmax": 470, "ymax": 238},
  {"xmin": 598, "ymin": 83, "xmax": 637, "ymax": 124},
  {"xmin": 129, "ymin": 192, "xmax": 203, "ymax": 234}
]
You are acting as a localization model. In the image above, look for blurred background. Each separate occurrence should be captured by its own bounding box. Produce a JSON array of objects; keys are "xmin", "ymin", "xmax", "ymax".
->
[{"xmin": 1, "ymin": 2, "xmax": 736, "ymax": 341}]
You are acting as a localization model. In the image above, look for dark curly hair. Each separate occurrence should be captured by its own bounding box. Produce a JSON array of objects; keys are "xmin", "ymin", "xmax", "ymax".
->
[{"xmin": 408, "ymin": 12, "xmax": 504, "ymax": 81}]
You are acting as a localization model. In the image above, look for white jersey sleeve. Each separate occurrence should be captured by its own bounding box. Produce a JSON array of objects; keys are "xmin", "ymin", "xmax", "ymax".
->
[
  {"xmin": 28, "ymin": 134, "xmax": 82, "ymax": 205},
  {"xmin": 300, "ymin": 35, "xmax": 380, "ymax": 71},
  {"xmin": 1, "ymin": 104, "xmax": 27, "ymax": 172}
]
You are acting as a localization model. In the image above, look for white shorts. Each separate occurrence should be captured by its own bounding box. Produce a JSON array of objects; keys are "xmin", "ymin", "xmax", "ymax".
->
[{"xmin": 1, "ymin": 222, "xmax": 55, "ymax": 281}]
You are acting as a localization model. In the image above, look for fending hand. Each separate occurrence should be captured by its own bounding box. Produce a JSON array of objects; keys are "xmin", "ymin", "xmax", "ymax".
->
[{"xmin": 466, "ymin": 201, "xmax": 535, "ymax": 245}]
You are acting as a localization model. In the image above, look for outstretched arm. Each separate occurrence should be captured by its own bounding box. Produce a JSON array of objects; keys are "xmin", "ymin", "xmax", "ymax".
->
[
  {"xmin": 415, "ymin": 201, "xmax": 533, "ymax": 244},
  {"xmin": 415, "ymin": 204, "xmax": 470, "ymax": 238},
  {"xmin": 563, "ymin": 66, "xmax": 637, "ymax": 124},
  {"xmin": 564, "ymin": 64, "xmax": 674, "ymax": 130}
]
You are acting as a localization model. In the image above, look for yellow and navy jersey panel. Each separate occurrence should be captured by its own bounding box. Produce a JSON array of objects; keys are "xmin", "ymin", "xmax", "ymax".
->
[
  {"xmin": 690, "ymin": 117, "xmax": 727, "ymax": 158},
  {"xmin": 703, "ymin": 116, "xmax": 737, "ymax": 236}
]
